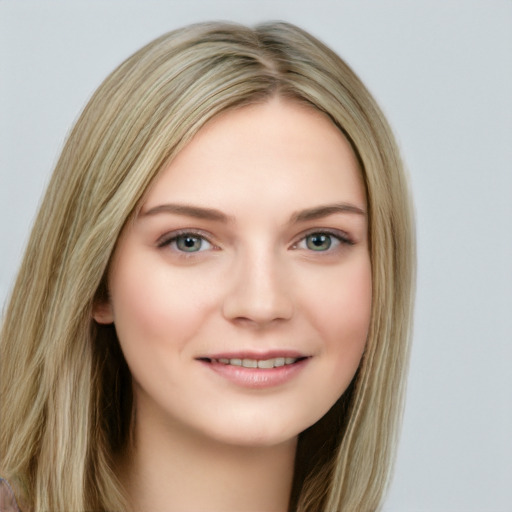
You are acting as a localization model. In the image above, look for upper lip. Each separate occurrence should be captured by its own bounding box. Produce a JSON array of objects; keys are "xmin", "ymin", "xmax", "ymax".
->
[{"xmin": 197, "ymin": 350, "xmax": 308, "ymax": 361}]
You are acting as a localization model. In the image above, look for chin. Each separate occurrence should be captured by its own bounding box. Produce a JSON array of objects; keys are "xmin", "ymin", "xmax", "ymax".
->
[{"xmin": 194, "ymin": 413, "xmax": 317, "ymax": 450}]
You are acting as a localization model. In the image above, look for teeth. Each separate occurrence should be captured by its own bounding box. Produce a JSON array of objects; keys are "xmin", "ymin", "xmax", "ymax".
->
[{"xmin": 213, "ymin": 357, "xmax": 299, "ymax": 368}]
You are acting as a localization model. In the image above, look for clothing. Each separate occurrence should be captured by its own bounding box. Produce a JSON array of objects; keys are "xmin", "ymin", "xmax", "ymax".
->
[{"xmin": 0, "ymin": 478, "xmax": 21, "ymax": 512}]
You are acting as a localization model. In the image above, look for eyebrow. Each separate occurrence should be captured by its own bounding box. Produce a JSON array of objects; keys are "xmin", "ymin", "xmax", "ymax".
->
[
  {"xmin": 141, "ymin": 202, "xmax": 366, "ymax": 223},
  {"xmin": 141, "ymin": 203, "xmax": 233, "ymax": 222},
  {"xmin": 290, "ymin": 203, "xmax": 366, "ymax": 223}
]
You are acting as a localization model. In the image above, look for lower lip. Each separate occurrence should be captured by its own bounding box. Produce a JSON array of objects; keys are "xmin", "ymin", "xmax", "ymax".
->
[{"xmin": 199, "ymin": 359, "xmax": 309, "ymax": 389}]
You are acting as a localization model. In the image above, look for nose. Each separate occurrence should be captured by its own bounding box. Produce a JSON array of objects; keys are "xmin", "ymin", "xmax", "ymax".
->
[{"xmin": 222, "ymin": 248, "xmax": 294, "ymax": 327}]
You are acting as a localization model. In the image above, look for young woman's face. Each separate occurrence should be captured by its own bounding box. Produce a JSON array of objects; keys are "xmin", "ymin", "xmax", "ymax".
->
[{"xmin": 96, "ymin": 99, "xmax": 372, "ymax": 448}]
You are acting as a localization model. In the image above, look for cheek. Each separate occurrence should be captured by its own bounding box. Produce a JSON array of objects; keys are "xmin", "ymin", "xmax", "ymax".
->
[
  {"xmin": 309, "ymin": 258, "xmax": 372, "ymax": 374},
  {"xmin": 108, "ymin": 253, "xmax": 214, "ymax": 354},
  {"xmin": 289, "ymin": 258, "xmax": 371, "ymax": 433}
]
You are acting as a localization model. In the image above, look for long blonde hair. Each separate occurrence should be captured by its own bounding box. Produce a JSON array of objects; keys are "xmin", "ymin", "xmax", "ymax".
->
[{"xmin": 0, "ymin": 21, "xmax": 415, "ymax": 511}]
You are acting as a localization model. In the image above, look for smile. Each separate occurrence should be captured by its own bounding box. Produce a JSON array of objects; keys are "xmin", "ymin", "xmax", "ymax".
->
[
  {"xmin": 208, "ymin": 357, "xmax": 300, "ymax": 369},
  {"xmin": 198, "ymin": 354, "xmax": 310, "ymax": 389}
]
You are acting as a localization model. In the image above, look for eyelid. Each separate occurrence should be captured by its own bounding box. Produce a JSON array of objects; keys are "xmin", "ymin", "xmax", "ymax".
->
[
  {"xmin": 156, "ymin": 229, "xmax": 216, "ymax": 250},
  {"xmin": 291, "ymin": 228, "xmax": 355, "ymax": 249},
  {"xmin": 155, "ymin": 227, "xmax": 354, "ymax": 253}
]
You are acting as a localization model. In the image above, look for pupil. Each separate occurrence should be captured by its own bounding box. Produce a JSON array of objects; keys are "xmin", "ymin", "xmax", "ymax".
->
[
  {"xmin": 308, "ymin": 234, "xmax": 331, "ymax": 251},
  {"xmin": 178, "ymin": 236, "xmax": 201, "ymax": 251}
]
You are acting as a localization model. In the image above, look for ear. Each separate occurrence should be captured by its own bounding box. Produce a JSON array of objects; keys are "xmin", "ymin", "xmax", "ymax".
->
[{"xmin": 92, "ymin": 300, "xmax": 114, "ymax": 324}]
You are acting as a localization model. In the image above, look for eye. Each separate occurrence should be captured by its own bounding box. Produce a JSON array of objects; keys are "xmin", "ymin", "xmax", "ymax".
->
[
  {"xmin": 158, "ymin": 232, "xmax": 213, "ymax": 253},
  {"xmin": 175, "ymin": 234, "xmax": 210, "ymax": 252},
  {"xmin": 294, "ymin": 230, "xmax": 353, "ymax": 252},
  {"xmin": 305, "ymin": 233, "xmax": 336, "ymax": 251}
]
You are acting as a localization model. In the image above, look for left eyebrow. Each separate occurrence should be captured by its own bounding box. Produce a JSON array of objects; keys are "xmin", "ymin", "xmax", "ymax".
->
[{"xmin": 290, "ymin": 203, "xmax": 367, "ymax": 223}]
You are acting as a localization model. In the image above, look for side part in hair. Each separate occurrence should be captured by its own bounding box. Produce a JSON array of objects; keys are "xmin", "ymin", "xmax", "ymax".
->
[{"xmin": 0, "ymin": 21, "xmax": 415, "ymax": 511}]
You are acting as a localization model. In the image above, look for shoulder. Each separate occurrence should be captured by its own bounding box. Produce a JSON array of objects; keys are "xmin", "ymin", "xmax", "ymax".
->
[{"xmin": 0, "ymin": 478, "xmax": 21, "ymax": 512}]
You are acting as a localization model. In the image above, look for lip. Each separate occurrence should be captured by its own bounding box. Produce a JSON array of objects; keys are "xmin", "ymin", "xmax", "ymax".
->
[
  {"xmin": 200, "ymin": 349, "xmax": 306, "ymax": 360},
  {"xmin": 196, "ymin": 350, "xmax": 310, "ymax": 389}
]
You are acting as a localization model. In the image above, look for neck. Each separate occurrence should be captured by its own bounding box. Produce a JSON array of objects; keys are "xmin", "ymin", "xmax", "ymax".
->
[{"xmin": 118, "ymin": 411, "xmax": 297, "ymax": 512}]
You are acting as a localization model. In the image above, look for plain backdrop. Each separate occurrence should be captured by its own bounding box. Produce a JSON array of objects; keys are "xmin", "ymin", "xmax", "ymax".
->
[{"xmin": 1, "ymin": 1, "xmax": 511, "ymax": 510}]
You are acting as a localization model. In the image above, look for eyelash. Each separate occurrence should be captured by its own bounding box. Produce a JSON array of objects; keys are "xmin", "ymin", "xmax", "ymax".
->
[
  {"xmin": 157, "ymin": 228, "xmax": 354, "ymax": 256},
  {"xmin": 292, "ymin": 229, "xmax": 354, "ymax": 252},
  {"xmin": 157, "ymin": 229, "xmax": 215, "ymax": 254}
]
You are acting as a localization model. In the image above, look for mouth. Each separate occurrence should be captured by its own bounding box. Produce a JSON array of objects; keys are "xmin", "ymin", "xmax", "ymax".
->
[
  {"xmin": 196, "ymin": 352, "xmax": 310, "ymax": 388},
  {"xmin": 198, "ymin": 356, "xmax": 308, "ymax": 369}
]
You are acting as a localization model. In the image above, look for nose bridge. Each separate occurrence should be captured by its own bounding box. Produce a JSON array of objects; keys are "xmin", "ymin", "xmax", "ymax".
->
[{"xmin": 222, "ymin": 241, "xmax": 293, "ymax": 325}]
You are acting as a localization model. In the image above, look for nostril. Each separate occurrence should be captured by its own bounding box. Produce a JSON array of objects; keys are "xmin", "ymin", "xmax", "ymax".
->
[{"xmin": 231, "ymin": 316, "xmax": 289, "ymax": 329}]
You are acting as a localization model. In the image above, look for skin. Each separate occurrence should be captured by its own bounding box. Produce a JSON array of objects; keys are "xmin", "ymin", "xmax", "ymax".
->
[{"xmin": 94, "ymin": 97, "xmax": 372, "ymax": 511}]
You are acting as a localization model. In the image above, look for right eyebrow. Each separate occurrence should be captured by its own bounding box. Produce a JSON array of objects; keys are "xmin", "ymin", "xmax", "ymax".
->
[{"xmin": 140, "ymin": 203, "xmax": 234, "ymax": 223}]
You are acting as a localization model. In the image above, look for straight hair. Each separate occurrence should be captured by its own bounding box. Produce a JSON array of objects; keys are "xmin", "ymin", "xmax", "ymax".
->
[{"xmin": 0, "ymin": 21, "xmax": 415, "ymax": 511}]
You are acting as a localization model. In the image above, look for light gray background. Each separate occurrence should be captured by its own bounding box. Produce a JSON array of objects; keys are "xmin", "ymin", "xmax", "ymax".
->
[{"xmin": 1, "ymin": 1, "xmax": 511, "ymax": 510}]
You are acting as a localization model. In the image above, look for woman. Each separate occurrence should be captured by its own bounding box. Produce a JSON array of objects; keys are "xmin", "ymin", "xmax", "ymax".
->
[{"xmin": 0, "ymin": 21, "xmax": 415, "ymax": 511}]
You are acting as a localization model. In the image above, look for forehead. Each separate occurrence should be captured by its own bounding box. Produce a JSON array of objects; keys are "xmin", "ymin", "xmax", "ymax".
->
[{"xmin": 142, "ymin": 98, "xmax": 366, "ymax": 213}]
